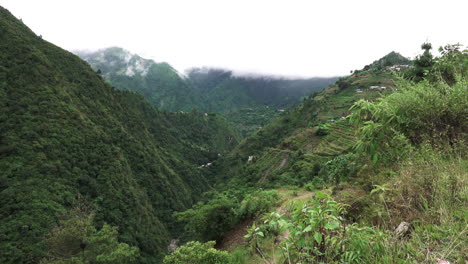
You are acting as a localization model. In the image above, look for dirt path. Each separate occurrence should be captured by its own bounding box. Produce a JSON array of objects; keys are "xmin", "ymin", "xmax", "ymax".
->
[
  {"xmin": 275, "ymin": 192, "xmax": 315, "ymax": 244},
  {"xmin": 217, "ymin": 190, "xmax": 314, "ymax": 251},
  {"xmin": 276, "ymin": 191, "xmax": 314, "ymax": 214},
  {"xmin": 216, "ymin": 218, "xmax": 254, "ymax": 251},
  {"xmin": 258, "ymin": 154, "xmax": 289, "ymax": 183}
]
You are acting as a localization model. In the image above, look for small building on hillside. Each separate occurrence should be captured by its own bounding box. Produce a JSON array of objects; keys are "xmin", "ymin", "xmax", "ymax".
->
[{"xmin": 369, "ymin": 86, "xmax": 387, "ymax": 91}]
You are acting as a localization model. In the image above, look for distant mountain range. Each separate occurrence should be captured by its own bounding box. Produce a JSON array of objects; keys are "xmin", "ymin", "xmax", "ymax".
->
[{"xmin": 76, "ymin": 47, "xmax": 339, "ymax": 135}]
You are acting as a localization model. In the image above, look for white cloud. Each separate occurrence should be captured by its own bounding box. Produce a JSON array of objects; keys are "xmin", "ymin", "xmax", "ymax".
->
[{"xmin": 1, "ymin": 0, "xmax": 467, "ymax": 77}]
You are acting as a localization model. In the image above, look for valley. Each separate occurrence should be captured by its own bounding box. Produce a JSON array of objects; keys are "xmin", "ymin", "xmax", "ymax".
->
[
  {"xmin": 76, "ymin": 48, "xmax": 338, "ymax": 137},
  {"xmin": 0, "ymin": 4, "xmax": 467, "ymax": 264}
]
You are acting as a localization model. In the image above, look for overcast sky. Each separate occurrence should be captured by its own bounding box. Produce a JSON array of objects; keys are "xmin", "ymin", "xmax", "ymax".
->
[{"xmin": 1, "ymin": 0, "xmax": 467, "ymax": 77}]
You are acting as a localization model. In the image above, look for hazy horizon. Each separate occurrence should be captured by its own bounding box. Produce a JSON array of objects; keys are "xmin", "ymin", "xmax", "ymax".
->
[{"xmin": 2, "ymin": 0, "xmax": 467, "ymax": 77}]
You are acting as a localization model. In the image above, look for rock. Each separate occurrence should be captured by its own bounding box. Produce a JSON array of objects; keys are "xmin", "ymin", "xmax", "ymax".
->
[
  {"xmin": 168, "ymin": 239, "xmax": 179, "ymax": 252},
  {"xmin": 394, "ymin": 221, "xmax": 411, "ymax": 238},
  {"xmin": 436, "ymin": 258, "xmax": 450, "ymax": 264}
]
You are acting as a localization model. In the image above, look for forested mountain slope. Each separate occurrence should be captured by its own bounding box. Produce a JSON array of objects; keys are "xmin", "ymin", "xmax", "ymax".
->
[
  {"xmin": 78, "ymin": 49, "xmax": 338, "ymax": 136},
  {"xmin": 186, "ymin": 67, "xmax": 339, "ymax": 112},
  {"xmin": 77, "ymin": 48, "xmax": 202, "ymax": 111},
  {"xmin": 0, "ymin": 6, "xmax": 238, "ymax": 263}
]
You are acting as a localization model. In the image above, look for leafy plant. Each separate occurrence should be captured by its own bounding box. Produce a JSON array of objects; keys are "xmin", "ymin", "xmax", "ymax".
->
[
  {"xmin": 163, "ymin": 241, "xmax": 230, "ymax": 264},
  {"xmin": 238, "ymin": 189, "xmax": 280, "ymax": 219},
  {"xmin": 41, "ymin": 207, "xmax": 139, "ymax": 264}
]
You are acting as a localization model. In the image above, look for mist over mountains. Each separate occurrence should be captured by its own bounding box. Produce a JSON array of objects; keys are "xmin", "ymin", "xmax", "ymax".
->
[
  {"xmin": 1, "ymin": 3, "xmax": 466, "ymax": 264},
  {"xmin": 76, "ymin": 47, "xmax": 338, "ymax": 135}
]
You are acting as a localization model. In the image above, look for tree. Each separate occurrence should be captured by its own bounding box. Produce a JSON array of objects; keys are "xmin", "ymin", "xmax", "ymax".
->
[
  {"xmin": 412, "ymin": 42, "xmax": 434, "ymax": 81},
  {"xmin": 41, "ymin": 207, "xmax": 139, "ymax": 264}
]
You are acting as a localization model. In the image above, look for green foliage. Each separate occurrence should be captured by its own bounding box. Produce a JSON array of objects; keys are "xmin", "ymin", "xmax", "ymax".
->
[
  {"xmin": 80, "ymin": 53, "xmax": 337, "ymax": 137},
  {"xmin": 304, "ymin": 177, "xmax": 326, "ymax": 191},
  {"xmin": 318, "ymin": 153, "xmax": 357, "ymax": 183},
  {"xmin": 0, "ymin": 6, "xmax": 238, "ymax": 262},
  {"xmin": 238, "ymin": 189, "xmax": 280, "ymax": 218},
  {"xmin": 163, "ymin": 241, "xmax": 230, "ymax": 264},
  {"xmin": 431, "ymin": 44, "xmax": 468, "ymax": 85},
  {"xmin": 411, "ymin": 42, "xmax": 434, "ymax": 81},
  {"xmin": 77, "ymin": 47, "xmax": 202, "ymax": 112},
  {"xmin": 315, "ymin": 124, "xmax": 329, "ymax": 136},
  {"xmin": 247, "ymin": 193, "xmax": 388, "ymax": 263},
  {"xmin": 41, "ymin": 208, "xmax": 139, "ymax": 264},
  {"xmin": 175, "ymin": 193, "xmax": 240, "ymax": 242},
  {"xmin": 350, "ymin": 51, "xmax": 467, "ymax": 164}
]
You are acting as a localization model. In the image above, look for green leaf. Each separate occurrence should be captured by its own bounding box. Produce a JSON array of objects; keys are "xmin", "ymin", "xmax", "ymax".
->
[
  {"xmin": 325, "ymin": 221, "xmax": 340, "ymax": 230},
  {"xmin": 372, "ymin": 153, "xmax": 379, "ymax": 164},
  {"xmin": 314, "ymin": 232, "xmax": 322, "ymax": 244},
  {"xmin": 315, "ymin": 191, "xmax": 327, "ymax": 200},
  {"xmin": 303, "ymin": 225, "xmax": 312, "ymax": 233}
]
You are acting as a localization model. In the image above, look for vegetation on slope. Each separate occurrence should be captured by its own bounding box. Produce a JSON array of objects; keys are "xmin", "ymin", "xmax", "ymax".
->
[
  {"xmin": 77, "ymin": 47, "xmax": 202, "ymax": 111},
  {"xmin": 0, "ymin": 6, "xmax": 239, "ymax": 263},
  {"xmin": 167, "ymin": 45, "xmax": 467, "ymax": 263},
  {"xmin": 79, "ymin": 50, "xmax": 338, "ymax": 136}
]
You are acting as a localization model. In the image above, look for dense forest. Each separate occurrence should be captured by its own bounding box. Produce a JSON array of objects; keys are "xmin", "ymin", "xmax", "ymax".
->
[
  {"xmin": 77, "ymin": 48, "xmax": 338, "ymax": 136},
  {"xmin": 0, "ymin": 6, "xmax": 239, "ymax": 263},
  {"xmin": 0, "ymin": 4, "xmax": 467, "ymax": 264}
]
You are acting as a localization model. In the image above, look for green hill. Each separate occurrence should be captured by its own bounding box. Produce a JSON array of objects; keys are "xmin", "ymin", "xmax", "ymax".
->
[
  {"xmin": 362, "ymin": 51, "xmax": 412, "ymax": 71},
  {"xmin": 78, "ymin": 50, "xmax": 338, "ymax": 136},
  {"xmin": 76, "ymin": 47, "xmax": 202, "ymax": 111},
  {"xmin": 168, "ymin": 44, "xmax": 467, "ymax": 263},
  {"xmin": 0, "ymin": 6, "xmax": 238, "ymax": 263}
]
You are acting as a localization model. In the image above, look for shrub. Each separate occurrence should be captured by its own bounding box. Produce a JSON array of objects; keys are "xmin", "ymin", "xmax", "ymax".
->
[
  {"xmin": 246, "ymin": 192, "xmax": 388, "ymax": 263},
  {"xmin": 238, "ymin": 190, "xmax": 280, "ymax": 219},
  {"xmin": 163, "ymin": 241, "xmax": 230, "ymax": 264},
  {"xmin": 304, "ymin": 177, "xmax": 326, "ymax": 191},
  {"xmin": 315, "ymin": 124, "xmax": 329, "ymax": 136},
  {"xmin": 175, "ymin": 194, "xmax": 239, "ymax": 241},
  {"xmin": 350, "ymin": 74, "xmax": 467, "ymax": 164}
]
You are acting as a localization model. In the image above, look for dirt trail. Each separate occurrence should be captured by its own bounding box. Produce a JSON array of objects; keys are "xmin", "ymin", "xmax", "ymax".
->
[
  {"xmin": 217, "ymin": 191, "xmax": 314, "ymax": 251},
  {"xmin": 275, "ymin": 192, "xmax": 315, "ymax": 244},
  {"xmin": 258, "ymin": 154, "xmax": 289, "ymax": 183},
  {"xmin": 216, "ymin": 218, "xmax": 254, "ymax": 251},
  {"xmin": 276, "ymin": 191, "xmax": 314, "ymax": 214}
]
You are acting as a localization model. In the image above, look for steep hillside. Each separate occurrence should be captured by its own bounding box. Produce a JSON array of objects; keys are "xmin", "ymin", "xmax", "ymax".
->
[
  {"xmin": 79, "ymin": 50, "xmax": 338, "ymax": 136},
  {"xmin": 186, "ymin": 67, "xmax": 339, "ymax": 112},
  {"xmin": 213, "ymin": 65, "xmax": 398, "ymax": 188},
  {"xmin": 0, "ymin": 7, "xmax": 238, "ymax": 263},
  {"xmin": 76, "ymin": 47, "xmax": 202, "ymax": 111}
]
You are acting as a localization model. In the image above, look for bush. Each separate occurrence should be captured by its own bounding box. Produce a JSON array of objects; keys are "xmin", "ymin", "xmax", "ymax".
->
[
  {"xmin": 238, "ymin": 190, "xmax": 280, "ymax": 218},
  {"xmin": 304, "ymin": 177, "xmax": 326, "ymax": 191},
  {"xmin": 315, "ymin": 124, "xmax": 329, "ymax": 136},
  {"xmin": 246, "ymin": 192, "xmax": 388, "ymax": 263},
  {"xmin": 175, "ymin": 194, "xmax": 239, "ymax": 241},
  {"xmin": 163, "ymin": 241, "xmax": 230, "ymax": 264},
  {"xmin": 318, "ymin": 153, "xmax": 357, "ymax": 183}
]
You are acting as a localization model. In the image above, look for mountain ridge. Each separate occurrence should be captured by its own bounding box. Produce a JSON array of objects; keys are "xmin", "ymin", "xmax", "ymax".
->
[{"xmin": 0, "ymin": 6, "xmax": 238, "ymax": 263}]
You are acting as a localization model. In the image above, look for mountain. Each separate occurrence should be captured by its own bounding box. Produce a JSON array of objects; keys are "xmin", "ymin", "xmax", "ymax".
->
[
  {"xmin": 362, "ymin": 51, "xmax": 412, "ymax": 71},
  {"xmin": 78, "ymin": 49, "xmax": 339, "ymax": 136},
  {"xmin": 76, "ymin": 47, "xmax": 201, "ymax": 111},
  {"xmin": 0, "ymin": 6, "xmax": 239, "ymax": 263},
  {"xmin": 186, "ymin": 67, "xmax": 339, "ymax": 112}
]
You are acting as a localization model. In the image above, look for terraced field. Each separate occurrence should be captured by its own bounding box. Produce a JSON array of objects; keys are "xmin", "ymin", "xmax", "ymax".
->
[{"xmin": 314, "ymin": 120, "xmax": 355, "ymax": 156}]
